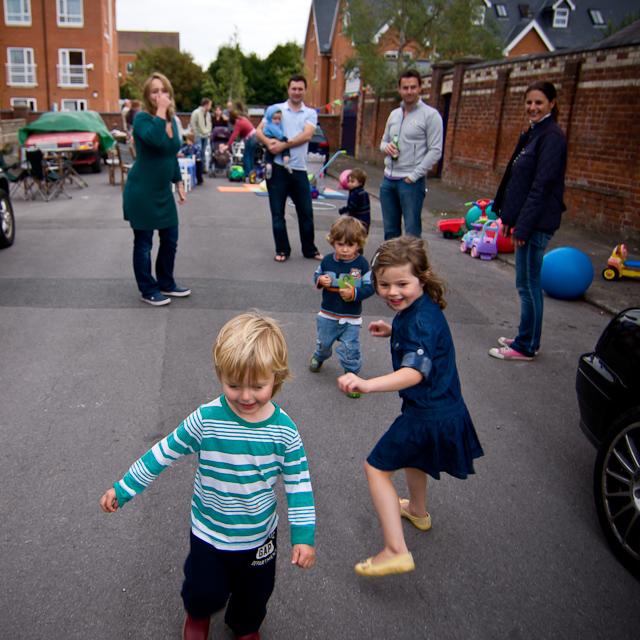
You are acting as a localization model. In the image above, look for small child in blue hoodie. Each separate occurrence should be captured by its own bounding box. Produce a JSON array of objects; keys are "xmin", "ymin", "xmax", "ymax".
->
[
  {"xmin": 339, "ymin": 167, "xmax": 371, "ymax": 236},
  {"xmin": 309, "ymin": 217, "xmax": 374, "ymax": 397},
  {"xmin": 263, "ymin": 104, "xmax": 291, "ymax": 179}
]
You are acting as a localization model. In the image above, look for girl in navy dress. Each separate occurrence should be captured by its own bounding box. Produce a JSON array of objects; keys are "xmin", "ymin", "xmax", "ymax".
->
[{"xmin": 338, "ymin": 236, "xmax": 483, "ymax": 577}]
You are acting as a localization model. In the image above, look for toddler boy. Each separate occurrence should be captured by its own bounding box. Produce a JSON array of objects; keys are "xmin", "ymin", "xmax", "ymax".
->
[
  {"xmin": 100, "ymin": 311, "xmax": 315, "ymax": 640},
  {"xmin": 339, "ymin": 168, "xmax": 371, "ymax": 235},
  {"xmin": 309, "ymin": 217, "xmax": 374, "ymax": 397},
  {"xmin": 178, "ymin": 132, "xmax": 204, "ymax": 185}
]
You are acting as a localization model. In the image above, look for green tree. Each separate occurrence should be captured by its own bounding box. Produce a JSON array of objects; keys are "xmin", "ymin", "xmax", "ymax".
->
[
  {"xmin": 343, "ymin": 0, "xmax": 502, "ymax": 94},
  {"xmin": 601, "ymin": 10, "xmax": 640, "ymax": 38},
  {"xmin": 260, "ymin": 42, "xmax": 304, "ymax": 104},
  {"xmin": 207, "ymin": 33, "xmax": 248, "ymax": 106},
  {"xmin": 127, "ymin": 46, "xmax": 205, "ymax": 111}
]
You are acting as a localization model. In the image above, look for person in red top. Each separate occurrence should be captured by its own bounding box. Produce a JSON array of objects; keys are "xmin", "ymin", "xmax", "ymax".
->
[{"xmin": 220, "ymin": 110, "xmax": 258, "ymax": 179}]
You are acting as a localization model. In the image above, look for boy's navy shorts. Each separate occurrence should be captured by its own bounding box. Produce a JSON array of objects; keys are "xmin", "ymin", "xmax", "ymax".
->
[{"xmin": 181, "ymin": 528, "xmax": 278, "ymax": 636}]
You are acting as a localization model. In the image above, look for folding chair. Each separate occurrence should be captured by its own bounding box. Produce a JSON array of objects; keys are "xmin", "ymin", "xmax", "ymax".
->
[
  {"xmin": 0, "ymin": 151, "xmax": 32, "ymax": 200},
  {"xmin": 117, "ymin": 143, "xmax": 135, "ymax": 190},
  {"xmin": 105, "ymin": 147, "xmax": 120, "ymax": 185},
  {"xmin": 25, "ymin": 149, "xmax": 72, "ymax": 201}
]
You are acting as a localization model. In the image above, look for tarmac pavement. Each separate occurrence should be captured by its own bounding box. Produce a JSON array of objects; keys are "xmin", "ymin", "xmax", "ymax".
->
[{"xmin": 1, "ymin": 164, "xmax": 639, "ymax": 639}]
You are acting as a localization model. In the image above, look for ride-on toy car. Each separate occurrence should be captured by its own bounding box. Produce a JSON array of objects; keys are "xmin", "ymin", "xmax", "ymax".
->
[
  {"xmin": 469, "ymin": 219, "xmax": 500, "ymax": 260},
  {"xmin": 602, "ymin": 244, "xmax": 640, "ymax": 281},
  {"xmin": 576, "ymin": 307, "xmax": 640, "ymax": 577}
]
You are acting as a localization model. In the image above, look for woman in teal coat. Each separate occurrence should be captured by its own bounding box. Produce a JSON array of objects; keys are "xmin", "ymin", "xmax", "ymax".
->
[{"xmin": 124, "ymin": 72, "xmax": 190, "ymax": 306}]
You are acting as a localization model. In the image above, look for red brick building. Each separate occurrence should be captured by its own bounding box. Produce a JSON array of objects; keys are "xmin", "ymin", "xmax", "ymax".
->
[{"xmin": 1, "ymin": 0, "xmax": 119, "ymax": 112}]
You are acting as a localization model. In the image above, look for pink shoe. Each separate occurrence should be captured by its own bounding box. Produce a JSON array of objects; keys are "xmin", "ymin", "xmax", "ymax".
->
[
  {"xmin": 498, "ymin": 337, "xmax": 539, "ymax": 355},
  {"xmin": 183, "ymin": 613, "xmax": 210, "ymax": 640},
  {"xmin": 489, "ymin": 346, "xmax": 533, "ymax": 361}
]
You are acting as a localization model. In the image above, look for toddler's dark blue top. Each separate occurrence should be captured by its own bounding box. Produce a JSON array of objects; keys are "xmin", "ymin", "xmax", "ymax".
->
[{"xmin": 391, "ymin": 293, "xmax": 464, "ymax": 415}]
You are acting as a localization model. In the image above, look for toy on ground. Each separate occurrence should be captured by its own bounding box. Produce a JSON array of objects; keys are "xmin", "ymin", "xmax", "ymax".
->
[
  {"xmin": 602, "ymin": 244, "xmax": 640, "ymax": 280},
  {"xmin": 460, "ymin": 221, "xmax": 485, "ymax": 253},
  {"xmin": 541, "ymin": 247, "xmax": 594, "ymax": 299},
  {"xmin": 437, "ymin": 217, "xmax": 466, "ymax": 239},
  {"xmin": 464, "ymin": 198, "xmax": 497, "ymax": 232},
  {"xmin": 469, "ymin": 220, "xmax": 501, "ymax": 260}
]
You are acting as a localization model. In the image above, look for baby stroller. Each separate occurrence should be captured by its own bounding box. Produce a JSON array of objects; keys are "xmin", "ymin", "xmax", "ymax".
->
[
  {"xmin": 209, "ymin": 126, "xmax": 230, "ymax": 178},
  {"xmin": 227, "ymin": 139, "xmax": 245, "ymax": 182},
  {"xmin": 248, "ymin": 143, "xmax": 267, "ymax": 184}
]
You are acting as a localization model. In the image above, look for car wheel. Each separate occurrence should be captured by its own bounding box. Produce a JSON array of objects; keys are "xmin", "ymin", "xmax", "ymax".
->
[
  {"xmin": 444, "ymin": 231, "xmax": 453, "ymax": 239},
  {"xmin": 0, "ymin": 188, "xmax": 15, "ymax": 249},
  {"xmin": 593, "ymin": 407, "xmax": 640, "ymax": 577}
]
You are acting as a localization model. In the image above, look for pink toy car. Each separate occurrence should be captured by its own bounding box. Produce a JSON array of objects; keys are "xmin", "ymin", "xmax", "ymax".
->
[{"xmin": 470, "ymin": 220, "xmax": 500, "ymax": 260}]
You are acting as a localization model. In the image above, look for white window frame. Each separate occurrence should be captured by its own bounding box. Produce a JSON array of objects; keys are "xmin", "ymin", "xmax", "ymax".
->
[
  {"xmin": 6, "ymin": 47, "xmax": 36, "ymax": 86},
  {"xmin": 10, "ymin": 96, "xmax": 37, "ymax": 110},
  {"xmin": 331, "ymin": 58, "xmax": 337, "ymax": 80},
  {"xmin": 496, "ymin": 4, "xmax": 508, "ymax": 18},
  {"xmin": 314, "ymin": 61, "xmax": 318, "ymax": 82},
  {"xmin": 4, "ymin": 0, "xmax": 31, "ymax": 24},
  {"xmin": 125, "ymin": 61, "xmax": 133, "ymax": 74},
  {"xmin": 57, "ymin": 0, "xmax": 83, "ymax": 27},
  {"xmin": 57, "ymin": 49, "xmax": 87, "ymax": 87},
  {"xmin": 553, "ymin": 8, "xmax": 570, "ymax": 28},
  {"xmin": 589, "ymin": 9, "xmax": 605, "ymax": 26},
  {"xmin": 60, "ymin": 98, "xmax": 87, "ymax": 111}
]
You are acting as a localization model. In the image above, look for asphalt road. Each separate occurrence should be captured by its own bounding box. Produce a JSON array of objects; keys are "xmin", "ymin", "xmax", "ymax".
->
[{"xmin": 1, "ymin": 170, "xmax": 638, "ymax": 640}]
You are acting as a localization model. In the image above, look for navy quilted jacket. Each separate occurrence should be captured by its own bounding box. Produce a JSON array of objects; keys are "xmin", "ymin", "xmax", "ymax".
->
[{"xmin": 493, "ymin": 115, "xmax": 567, "ymax": 240}]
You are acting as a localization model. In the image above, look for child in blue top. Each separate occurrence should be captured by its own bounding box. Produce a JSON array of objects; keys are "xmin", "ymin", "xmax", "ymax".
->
[
  {"xmin": 178, "ymin": 132, "xmax": 204, "ymax": 185},
  {"xmin": 338, "ymin": 236, "xmax": 483, "ymax": 577},
  {"xmin": 339, "ymin": 167, "xmax": 371, "ymax": 235},
  {"xmin": 263, "ymin": 104, "xmax": 291, "ymax": 179},
  {"xmin": 309, "ymin": 217, "xmax": 374, "ymax": 395}
]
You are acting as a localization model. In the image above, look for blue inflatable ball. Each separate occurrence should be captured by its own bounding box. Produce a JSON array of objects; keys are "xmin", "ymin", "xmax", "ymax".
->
[{"xmin": 541, "ymin": 247, "xmax": 594, "ymax": 299}]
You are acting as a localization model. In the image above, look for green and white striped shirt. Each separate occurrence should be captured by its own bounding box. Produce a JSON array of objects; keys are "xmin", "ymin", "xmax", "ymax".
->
[{"xmin": 114, "ymin": 395, "xmax": 315, "ymax": 550}]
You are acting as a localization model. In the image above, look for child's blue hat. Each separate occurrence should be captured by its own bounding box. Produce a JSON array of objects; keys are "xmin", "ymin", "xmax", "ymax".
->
[{"xmin": 265, "ymin": 104, "xmax": 283, "ymax": 123}]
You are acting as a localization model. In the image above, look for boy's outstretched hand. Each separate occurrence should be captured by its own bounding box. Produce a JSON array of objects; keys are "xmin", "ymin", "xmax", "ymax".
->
[
  {"xmin": 337, "ymin": 372, "xmax": 370, "ymax": 396},
  {"xmin": 291, "ymin": 544, "xmax": 315, "ymax": 569},
  {"xmin": 369, "ymin": 320, "xmax": 392, "ymax": 338},
  {"xmin": 100, "ymin": 488, "xmax": 120, "ymax": 513}
]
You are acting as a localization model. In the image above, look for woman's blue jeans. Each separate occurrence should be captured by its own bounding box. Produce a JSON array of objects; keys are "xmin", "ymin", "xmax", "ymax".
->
[
  {"xmin": 313, "ymin": 316, "xmax": 362, "ymax": 374},
  {"xmin": 512, "ymin": 230, "xmax": 554, "ymax": 357},
  {"xmin": 132, "ymin": 226, "xmax": 178, "ymax": 297},
  {"xmin": 243, "ymin": 135, "xmax": 258, "ymax": 175},
  {"xmin": 379, "ymin": 176, "xmax": 426, "ymax": 240}
]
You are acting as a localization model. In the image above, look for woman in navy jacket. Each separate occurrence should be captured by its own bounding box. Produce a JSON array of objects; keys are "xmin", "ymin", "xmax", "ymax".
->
[{"xmin": 489, "ymin": 81, "xmax": 567, "ymax": 361}]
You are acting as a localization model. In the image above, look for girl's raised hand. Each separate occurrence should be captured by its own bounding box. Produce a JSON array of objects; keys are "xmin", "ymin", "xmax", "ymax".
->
[
  {"xmin": 100, "ymin": 488, "xmax": 120, "ymax": 513},
  {"xmin": 369, "ymin": 320, "xmax": 392, "ymax": 338}
]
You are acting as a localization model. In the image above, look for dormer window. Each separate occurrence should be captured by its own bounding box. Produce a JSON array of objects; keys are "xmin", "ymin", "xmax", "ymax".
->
[
  {"xmin": 589, "ymin": 9, "xmax": 605, "ymax": 26},
  {"xmin": 553, "ymin": 7, "xmax": 570, "ymax": 28},
  {"xmin": 496, "ymin": 4, "xmax": 508, "ymax": 17}
]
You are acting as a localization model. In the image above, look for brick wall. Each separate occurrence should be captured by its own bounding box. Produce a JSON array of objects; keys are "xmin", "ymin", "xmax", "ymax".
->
[{"xmin": 352, "ymin": 43, "xmax": 640, "ymax": 240}]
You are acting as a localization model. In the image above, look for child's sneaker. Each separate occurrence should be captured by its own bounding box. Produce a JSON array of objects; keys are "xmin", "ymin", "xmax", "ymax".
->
[
  {"xmin": 309, "ymin": 356, "xmax": 323, "ymax": 372},
  {"xmin": 488, "ymin": 346, "xmax": 533, "ymax": 361},
  {"xmin": 284, "ymin": 158, "xmax": 293, "ymax": 174},
  {"xmin": 265, "ymin": 163, "xmax": 272, "ymax": 180}
]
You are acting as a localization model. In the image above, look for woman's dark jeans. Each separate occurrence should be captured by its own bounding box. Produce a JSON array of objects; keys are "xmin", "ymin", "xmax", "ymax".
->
[
  {"xmin": 512, "ymin": 230, "xmax": 554, "ymax": 357},
  {"xmin": 266, "ymin": 163, "xmax": 318, "ymax": 257},
  {"xmin": 132, "ymin": 225, "xmax": 178, "ymax": 296}
]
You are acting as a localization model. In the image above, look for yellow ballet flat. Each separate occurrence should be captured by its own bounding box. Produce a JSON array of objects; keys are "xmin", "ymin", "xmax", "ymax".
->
[
  {"xmin": 354, "ymin": 552, "xmax": 415, "ymax": 577},
  {"xmin": 399, "ymin": 499, "xmax": 432, "ymax": 531}
]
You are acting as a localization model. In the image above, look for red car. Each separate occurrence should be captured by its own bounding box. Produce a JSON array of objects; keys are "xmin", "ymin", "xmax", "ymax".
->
[{"xmin": 22, "ymin": 130, "xmax": 102, "ymax": 173}]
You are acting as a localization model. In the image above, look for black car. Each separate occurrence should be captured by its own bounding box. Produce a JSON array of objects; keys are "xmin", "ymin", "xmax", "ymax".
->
[
  {"xmin": 0, "ymin": 167, "xmax": 16, "ymax": 249},
  {"xmin": 576, "ymin": 307, "xmax": 640, "ymax": 576},
  {"xmin": 308, "ymin": 124, "xmax": 330, "ymax": 163}
]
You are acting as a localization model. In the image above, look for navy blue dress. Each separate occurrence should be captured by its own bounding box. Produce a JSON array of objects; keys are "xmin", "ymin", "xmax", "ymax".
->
[{"xmin": 367, "ymin": 294, "xmax": 483, "ymax": 480}]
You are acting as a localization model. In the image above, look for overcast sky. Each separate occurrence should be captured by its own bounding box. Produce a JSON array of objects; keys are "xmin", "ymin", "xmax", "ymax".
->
[{"xmin": 116, "ymin": 0, "xmax": 312, "ymax": 69}]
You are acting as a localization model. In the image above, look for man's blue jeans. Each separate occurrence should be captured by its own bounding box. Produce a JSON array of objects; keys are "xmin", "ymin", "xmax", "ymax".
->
[
  {"xmin": 512, "ymin": 230, "xmax": 554, "ymax": 357},
  {"xmin": 266, "ymin": 163, "xmax": 318, "ymax": 257},
  {"xmin": 313, "ymin": 316, "xmax": 362, "ymax": 374},
  {"xmin": 132, "ymin": 226, "xmax": 179, "ymax": 297},
  {"xmin": 379, "ymin": 176, "xmax": 426, "ymax": 239}
]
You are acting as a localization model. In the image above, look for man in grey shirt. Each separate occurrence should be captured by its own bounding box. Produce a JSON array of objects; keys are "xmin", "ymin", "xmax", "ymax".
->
[{"xmin": 379, "ymin": 69, "xmax": 443, "ymax": 239}]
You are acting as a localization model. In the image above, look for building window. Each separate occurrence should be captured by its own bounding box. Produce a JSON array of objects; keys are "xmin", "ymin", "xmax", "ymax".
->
[
  {"xmin": 589, "ymin": 9, "xmax": 605, "ymax": 25},
  {"xmin": 57, "ymin": 0, "xmax": 83, "ymax": 26},
  {"xmin": 314, "ymin": 61, "xmax": 318, "ymax": 82},
  {"xmin": 6, "ymin": 48, "xmax": 36, "ymax": 85},
  {"xmin": 4, "ymin": 0, "xmax": 31, "ymax": 24},
  {"xmin": 496, "ymin": 4, "xmax": 508, "ymax": 17},
  {"xmin": 472, "ymin": 5, "xmax": 486, "ymax": 25},
  {"xmin": 553, "ymin": 8, "xmax": 570, "ymax": 28},
  {"xmin": 57, "ymin": 49, "xmax": 87, "ymax": 86},
  {"xmin": 126, "ymin": 61, "xmax": 133, "ymax": 74},
  {"xmin": 60, "ymin": 98, "xmax": 87, "ymax": 111},
  {"xmin": 331, "ymin": 58, "xmax": 337, "ymax": 80},
  {"xmin": 11, "ymin": 97, "xmax": 36, "ymax": 110}
]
